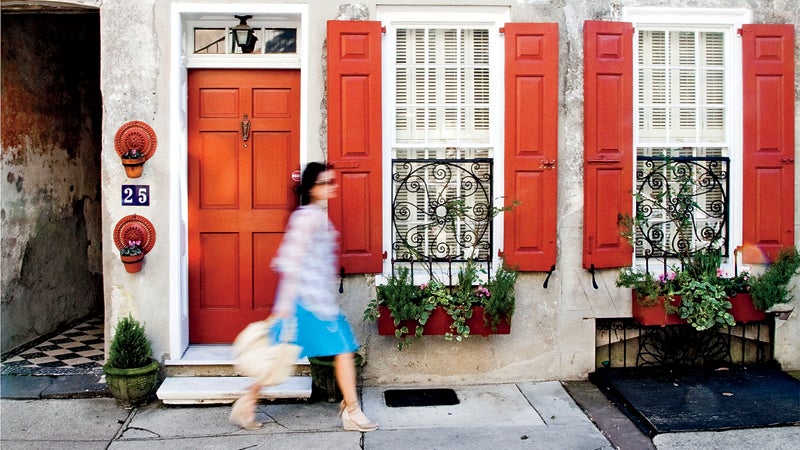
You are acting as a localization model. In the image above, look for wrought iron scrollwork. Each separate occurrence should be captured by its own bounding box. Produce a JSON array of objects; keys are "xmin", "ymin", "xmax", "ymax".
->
[
  {"xmin": 635, "ymin": 156, "xmax": 729, "ymax": 258},
  {"xmin": 392, "ymin": 159, "xmax": 493, "ymax": 264},
  {"xmin": 636, "ymin": 325, "xmax": 731, "ymax": 367}
]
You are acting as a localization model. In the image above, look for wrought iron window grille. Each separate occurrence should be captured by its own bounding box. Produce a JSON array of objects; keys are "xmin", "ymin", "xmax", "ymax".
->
[
  {"xmin": 391, "ymin": 158, "xmax": 494, "ymax": 282},
  {"xmin": 633, "ymin": 155, "xmax": 730, "ymax": 266}
]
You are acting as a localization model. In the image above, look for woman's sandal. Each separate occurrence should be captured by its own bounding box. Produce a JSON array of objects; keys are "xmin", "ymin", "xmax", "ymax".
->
[
  {"xmin": 340, "ymin": 401, "xmax": 378, "ymax": 432},
  {"xmin": 229, "ymin": 395, "xmax": 263, "ymax": 430}
]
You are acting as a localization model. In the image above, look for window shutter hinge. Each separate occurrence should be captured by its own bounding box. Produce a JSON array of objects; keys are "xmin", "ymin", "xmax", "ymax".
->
[
  {"xmin": 382, "ymin": 251, "xmax": 388, "ymax": 260},
  {"xmin": 737, "ymin": 28, "xmax": 743, "ymax": 36},
  {"xmin": 497, "ymin": 249, "xmax": 504, "ymax": 257},
  {"xmin": 499, "ymin": 27, "xmax": 505, "ymax": 35},
  {"xmin": 381, "ymin": 26, "xmax": 386, "ymax": 34}
]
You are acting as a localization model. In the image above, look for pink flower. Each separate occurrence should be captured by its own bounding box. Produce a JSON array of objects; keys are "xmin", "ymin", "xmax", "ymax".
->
[{"xmin": 476, "ymin": 286, "xmax": 491, "ymax": 297}]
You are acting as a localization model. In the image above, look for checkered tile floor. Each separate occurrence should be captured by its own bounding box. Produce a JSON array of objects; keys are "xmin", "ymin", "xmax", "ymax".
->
[{"xmin": 1, "ymin": 316, "xmax": 105, "ymax": 376}]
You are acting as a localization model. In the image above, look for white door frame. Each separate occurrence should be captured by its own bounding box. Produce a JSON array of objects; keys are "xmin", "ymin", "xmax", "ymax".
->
[{"xmin": 168, "ymin": 3, "xmax": 309, "ymax": 359}]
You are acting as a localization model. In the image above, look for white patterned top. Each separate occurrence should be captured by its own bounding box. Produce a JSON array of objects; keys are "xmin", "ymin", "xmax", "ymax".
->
[{"xmin": 271, "ymin": 205, "xmax": 340, "ymax": 320}]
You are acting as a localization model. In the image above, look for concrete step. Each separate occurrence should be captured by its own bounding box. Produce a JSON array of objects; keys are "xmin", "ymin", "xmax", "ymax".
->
[
  {"xmin": 161, "ymin": 344, "xmax": 310, "ymax": 377},
  {"xmin": 156, "ymin": 375, "xmax": 312, "ymax": 405}
]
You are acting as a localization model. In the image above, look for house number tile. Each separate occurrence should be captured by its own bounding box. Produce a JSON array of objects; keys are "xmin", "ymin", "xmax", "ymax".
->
[{"xmin": 122, "ymin": 185, "xmax": 150, "ymax": 206}]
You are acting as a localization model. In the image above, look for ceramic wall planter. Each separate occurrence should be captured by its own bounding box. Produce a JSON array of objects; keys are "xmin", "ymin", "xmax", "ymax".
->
[
  {"xmin": 376, "ymin": 305, "xmax": 510, "ymax": 336},
  {"xmin": 115, "ymin": 120, "xmax": 156, "ymax": 178},
  {"xmin": 120, "ymin": 254, "xmax": 145, "ymax": 273},
  {"xmin": 114, "ymin": 215, "xmax": 156, "ymax": 273},
  {"xmin": 728, "ymin": 293, "xmax": 766, "ymax": 323},
  {"xmin": 631, "ymin": 292, "xmax": 685, "ymax": 327},
  {"xmin": 121, "ymin": 159, "xmax": 145, "ymax": 178}
]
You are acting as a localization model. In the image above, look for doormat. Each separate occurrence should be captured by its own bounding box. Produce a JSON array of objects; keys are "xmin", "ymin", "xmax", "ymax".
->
[
  {"xmin": 384, "ymin": 388, "xmax": 460, "ymax": 407},
  {"xmin": 590, "ymin": 367, "xmax": 800, "ymax": 436}
]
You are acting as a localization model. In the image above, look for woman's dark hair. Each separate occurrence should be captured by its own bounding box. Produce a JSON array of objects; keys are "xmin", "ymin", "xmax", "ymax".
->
[{"xmin": 297, "ymin": 162, "xmax": 328, "ymax": 205}]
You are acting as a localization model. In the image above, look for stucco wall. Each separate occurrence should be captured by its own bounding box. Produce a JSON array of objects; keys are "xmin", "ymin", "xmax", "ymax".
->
[
  {"xmin": 90, "ymin": 0, "xmax": 800, "ymax": 382},
  {"xmin": 1, "ymin": 11, "xmax": 103, "ymax": 353}
]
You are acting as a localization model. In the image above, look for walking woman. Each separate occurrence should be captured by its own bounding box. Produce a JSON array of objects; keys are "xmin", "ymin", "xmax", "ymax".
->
[{"xmin": 230, "ymin": 162, "xmax": 378, "ymax": 432}]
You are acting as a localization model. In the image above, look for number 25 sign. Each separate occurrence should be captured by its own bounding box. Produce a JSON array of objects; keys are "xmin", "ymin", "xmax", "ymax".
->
[{"xmin": 122, "ymin": 185, "xmax": 150, "ymax": 206}]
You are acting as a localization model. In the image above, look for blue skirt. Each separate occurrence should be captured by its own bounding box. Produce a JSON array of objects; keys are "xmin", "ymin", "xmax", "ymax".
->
[{"xmin": 272, "ymin": 302, "xmax": 358, "ymax": 358}]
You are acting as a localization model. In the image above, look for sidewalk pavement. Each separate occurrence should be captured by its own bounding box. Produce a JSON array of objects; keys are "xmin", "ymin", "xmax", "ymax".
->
[{"xmin": 1, "ymin": 377, "xmax": 798, "ymax": 449}]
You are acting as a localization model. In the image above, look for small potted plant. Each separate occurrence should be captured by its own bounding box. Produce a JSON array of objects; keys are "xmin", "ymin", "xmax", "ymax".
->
[
  {"xmin": 119, "ymin": 240, "xmax": 144, "ymax": 273},
  {"xmin": 103, "ymin": 315, "xmax": 160, "ymax": 408},
  {"xmin": 616, "ymin": 267, "xmax": 682, "ymax": 326},
  {"xmin": 121, "ymin": 148, "xmax": 146, "ymax": 178},
  {"xmin": 749, "ymin": 247, "xmax": 800, "ymax": 319}
]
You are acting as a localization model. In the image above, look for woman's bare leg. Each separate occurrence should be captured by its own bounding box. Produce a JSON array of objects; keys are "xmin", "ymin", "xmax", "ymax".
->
[{"xmin": 334, "ymin": 352, "xmax": 357, "ymax": 407}]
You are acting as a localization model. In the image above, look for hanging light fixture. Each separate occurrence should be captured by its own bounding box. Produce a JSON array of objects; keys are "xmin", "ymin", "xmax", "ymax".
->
[{"xmin": 231, "ymin": 15, "xmax": 258, "ymax": 53}]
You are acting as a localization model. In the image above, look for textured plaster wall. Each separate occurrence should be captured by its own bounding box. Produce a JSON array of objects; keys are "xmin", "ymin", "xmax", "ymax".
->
[
  {"xmin": 90, "ymin": 0, "xmax": 798, "ymax": 380},
  {"xmin": 99, "ymin": 0, "xmax": 172, "ymax": 358},
  {"xmin": 1, "ymin": 12, "xmax": 103, "ymax": 353}
]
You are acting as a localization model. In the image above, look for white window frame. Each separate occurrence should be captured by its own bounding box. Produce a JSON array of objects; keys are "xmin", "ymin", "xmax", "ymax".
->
[
  {"xmin": 377, "ymin": 5, "xmax": 509, "ymax": 281},
  {"xmin": 624, "ymin": 7, "xmax": 751, "ymax": 274}
]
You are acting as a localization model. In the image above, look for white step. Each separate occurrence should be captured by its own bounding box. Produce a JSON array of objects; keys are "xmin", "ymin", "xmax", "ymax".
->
[{"xmin": 156, "ymin": 376, "xmax": 312, "ymax": 405}]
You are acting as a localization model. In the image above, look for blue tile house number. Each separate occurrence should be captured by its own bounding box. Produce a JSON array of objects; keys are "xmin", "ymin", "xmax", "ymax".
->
[{"xmin": 122, "ymin": 185, "xmax": 150, "ymax": 206}]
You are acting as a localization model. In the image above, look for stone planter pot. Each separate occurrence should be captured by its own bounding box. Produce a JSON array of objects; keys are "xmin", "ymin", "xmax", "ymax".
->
[{"xmin": 103, "ymin": 359, "xmax": 160, "ymax": 408}]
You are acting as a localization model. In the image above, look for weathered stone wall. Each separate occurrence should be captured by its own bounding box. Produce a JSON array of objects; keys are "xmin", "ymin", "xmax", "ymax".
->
[{"xmin": 1, "ymin": 11, "xmax": 103, "ymax": 353}]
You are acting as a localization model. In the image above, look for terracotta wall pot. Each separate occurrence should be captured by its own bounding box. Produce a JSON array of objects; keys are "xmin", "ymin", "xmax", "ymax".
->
[
  {"xmin": 122, "ymin": 159, "xmax": 144, "ymax": 178},
  {"xmin": 376, "ymin": 305, "xmax": 510, "ymax": 336},
  {"xmin": 728, "ymin": 293, "xmax": 766, "ymax": 323},
  {"xmin": 631, "ymin": 291, "xmax": 684, "ymax": 326},
  {"xmin": 120, "ymin": 254, "xmax": 144, "ymax": 273}
]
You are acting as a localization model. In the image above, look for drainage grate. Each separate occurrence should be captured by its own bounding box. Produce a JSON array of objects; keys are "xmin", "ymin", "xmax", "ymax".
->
[{"xmin": 383, "ymin": 388, "xmax": 460, "ymax": 407}]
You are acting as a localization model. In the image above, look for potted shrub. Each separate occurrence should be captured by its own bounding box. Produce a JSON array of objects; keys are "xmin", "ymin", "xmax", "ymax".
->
[
  {"xmin": 749, "ymin": 247, "xmax": 800, "ymax": 319},
  {"xmin": 103, "ymin": 315, "xmax": 160, "ymax": 408},
  {"xmin": 119, "ymin": 240, "xmax": 144, "ymax": 273}
]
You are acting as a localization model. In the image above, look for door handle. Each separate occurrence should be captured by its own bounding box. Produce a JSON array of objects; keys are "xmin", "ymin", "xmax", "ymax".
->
[{"xmin": 241, "ymin": 114, "xmax": 251, "ymax": 142}]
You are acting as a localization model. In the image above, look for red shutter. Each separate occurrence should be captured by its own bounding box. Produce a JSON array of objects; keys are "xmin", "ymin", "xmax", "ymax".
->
[
  {"xmin": 582, "ymin": 21, "xmax": 634, "ymax": 269},
  {"xmin": 741, "ymin": 24, "xmax": 795, "ymax": 263},
  {"xmin": 503, "ymin": 23, "xmax": 559, "ymax": 272},
  {"xmin": 327, "ymin": 20, "xmax": 383, "ymax": 274}
]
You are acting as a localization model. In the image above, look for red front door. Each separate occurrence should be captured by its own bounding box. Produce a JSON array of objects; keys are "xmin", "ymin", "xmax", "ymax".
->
[{"xmin": 188, "ymin": 69, "xmax": 300, "ymax": 343}]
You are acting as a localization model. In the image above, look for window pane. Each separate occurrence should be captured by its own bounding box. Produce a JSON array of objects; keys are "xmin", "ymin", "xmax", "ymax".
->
[
  {"xmin": 263, "ymin": 28, "xmax": 296, "ymax": 53},
  {"xmin": 194, "ymin": 28, "xmax": 226, "ymax": 54}
]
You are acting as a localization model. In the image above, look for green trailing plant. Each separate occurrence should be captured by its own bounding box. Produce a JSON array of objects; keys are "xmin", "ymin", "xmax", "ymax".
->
[
  {"xmin": 483, "ymin": 263, "xmax": 518, "ymax": 331},
  {"xmin": 675, "ymin": 274, "xmax": 734, "ymax": 331},
  {"xmin": 749, "ymin": 247, "xmax": 800, "ymax": 311},
  {"xmin": 106, "ymin": 315, "xmax": 152, "ymax": 369},
  {"xmin": 365, "ymin": 196, "xmax": 519, "ymax": 349},
  {"xmin": 616, "ymin": 267, "xmax": 679, "ymax": 306},
  {"xmin": 364, "ymin": 261, "xmax": 518, "ymax": 349}
]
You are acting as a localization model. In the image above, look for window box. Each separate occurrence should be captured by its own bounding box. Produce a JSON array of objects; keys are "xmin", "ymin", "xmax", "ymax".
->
[
  {"xmin": 376, "ymin": 305, "xmax": 510, "ymax": 337},
  {"xmin": 631, "ymin": 292, "xmax": 685, "ymax": 327},
  {"xmin": 728, "ymin": 293, "xmax": 766, "ymax": 323}
]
